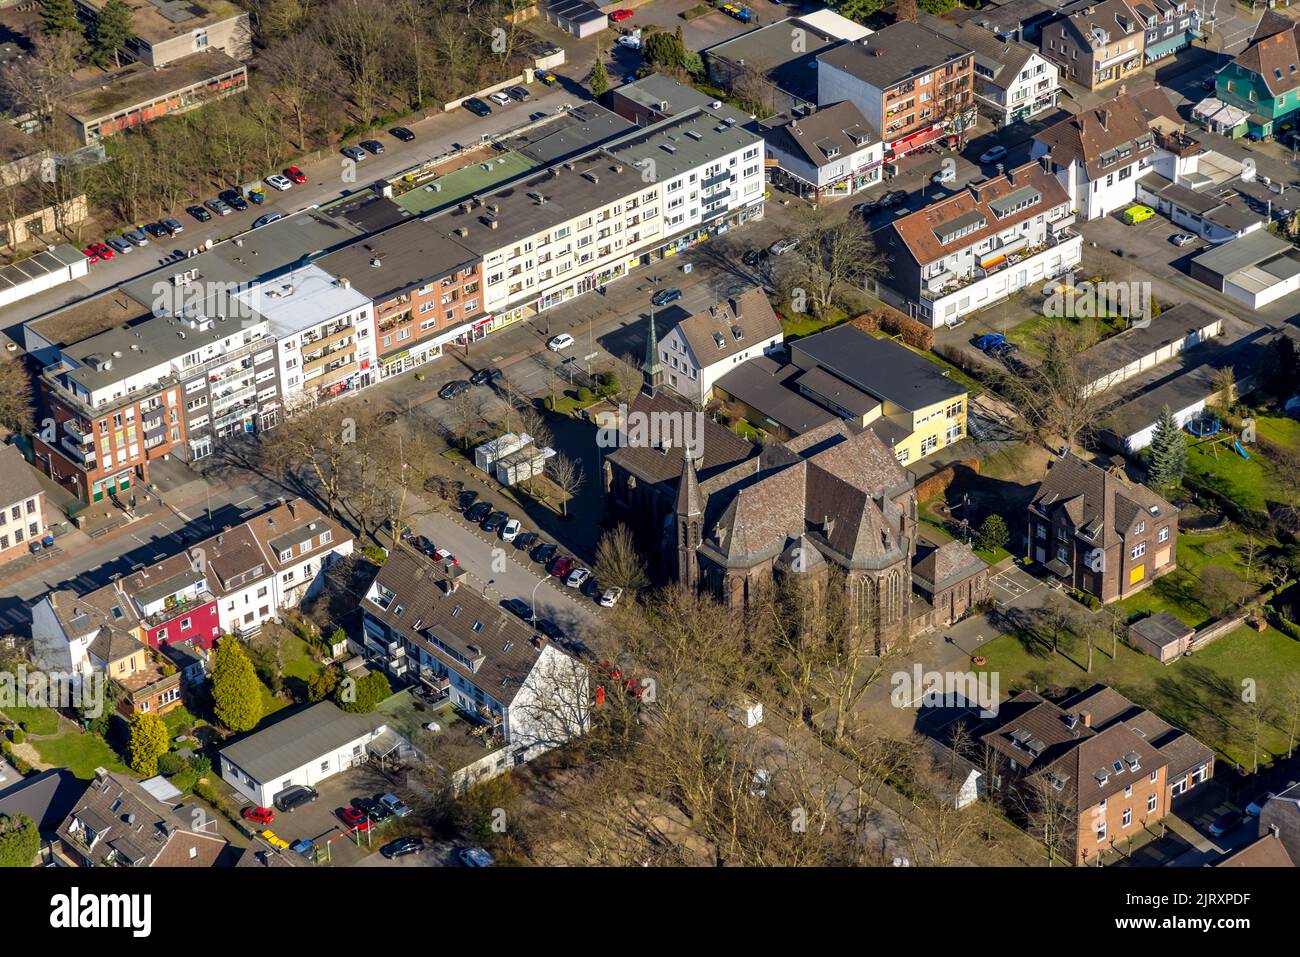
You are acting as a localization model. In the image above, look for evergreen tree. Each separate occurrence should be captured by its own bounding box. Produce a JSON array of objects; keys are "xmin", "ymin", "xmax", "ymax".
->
[
  {"xmin": 212, "ymin": 638, "xmax": 262, "ymax": 732},
  {"xmin": 40, "ymin": 0, "xmax": 80, "ymax": 37},
  {"xmin": 1148, "ymin": 405, "xmax": 1187, "ymax": 489},
  {"xmin": 127, "ymin": 712, "xmax": 169, "ymax": 777},
  {"xmin": 0, "ymin": 814, "xmax": 40, "ymax": 868},
  {"xmin": 976, "ymin": 514, "xmax": 1010, "ymax": 554},
  {"xmin": 590, "ymin": 57, "xmax": 609, "ymax": 97},
  {"xmin": 89, "ymin": 0, "xmax": 133, "ymax": 69}
]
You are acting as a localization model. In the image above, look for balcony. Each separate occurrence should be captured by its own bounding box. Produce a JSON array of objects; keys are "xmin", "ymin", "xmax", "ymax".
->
[
  {"xmin": 702, "ymin": 171, "xmax": 731, "ymax": 189},
  {"xmin": 1047, "ymin": 212, "xmax": 1075, "ymax": 237},
  {"xmin": 306, "ymin": 359, "xmax": 358, "ymax": 385},
  {"xmin": 303, "ymin": 347, "xmax": 355, "ymax": 376},
  {"xmin": 299, "ymin": 323, "xmax": 353, "ymax": 350},
  {"xmin": 63, "ymin": 419, "xmax": 92, "ymax": 443},
  {"xmin": 211, "ymin": 383, "xmax": 256, "ymax": 411},
  {"xmin": 213, "ymin": 404, "xmax": 256, "ymax": 430},
  {"xmin": 61, "ymin": 435, "xmax": 95, "ymax": 465},
  {"xmin": 141, "ymin": 591, "xmax": 214, "ymax": 630}
]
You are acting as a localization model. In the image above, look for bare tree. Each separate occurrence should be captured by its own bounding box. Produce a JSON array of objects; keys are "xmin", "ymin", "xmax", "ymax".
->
[
  {"xmin": 260, "ymin": 34, "xmax": 336, "ymax": 150},
  {"xmin": 546, "ymin": 452, "xmax": 584, "ymax": 517},
  {"xmin": 781, "ymin": 207, "xmax": 886, "ymax": 318},
  {"xmin": 1014, "ymin": 773, "xmax": 1077, "ymax": 866},
  {"xmin": 594, "ymin": 523, "xmax": 649, "ymax": 593},
  {"xmin": 0, "ymin": 357, "xmax": 34, "ymax": 438},
  {"xmin": 995, "ymin": 322, "xmax": 1110, "ymax": 450}
]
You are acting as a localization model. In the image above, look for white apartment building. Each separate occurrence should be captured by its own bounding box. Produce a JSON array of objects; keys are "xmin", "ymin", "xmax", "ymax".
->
[
  {"xmin": 954, "ymin": 23, "xmax": 1060, "ymax": 126},
  {"xmin": 756, "ymin": 100, "xmax": 884, "ymax": 202},
  {"xmin": 658, "ymin": 288, "xmax": 784, "ymax": 405},
  {"xmin": 878, "ymin": 162, "xmax": 1084, "ymax": 326},
  {"xmin": 236, "ymin": 265, "xmax": 376, "ymax": 409},
  {"xmin": 440, "ymin": 106, "xmax": 765, "ymax": 337}
]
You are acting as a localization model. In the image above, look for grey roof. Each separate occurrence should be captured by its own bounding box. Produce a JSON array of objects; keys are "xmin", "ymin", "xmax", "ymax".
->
[
  {"xmin": 968, "ymin": 0, "xmax": 1057, "ymax": 34},
  {"xmin": 1030, "ymin": 453, "xmax": 1176, "ymax": 549},
  {"xmin": 545, "ymin": 0, "xmax": 605, "ymax": 25},
  {"xmin": 713, "ymin": 356, "xmax": 839, "ymax": 434},
  {"xmin": 612, "ymin": 74, "xmax": 725, "ymax": 118},
  {"xmin": 817, "ymin": 21, "xmax": 970, "ymax": 90},
  {"xmin": 0, "ymin": 769, "xmax": 86, "ymax": 833},
  {"xmin": 0, "ymin": 245, "xmax": 86, "ymax": 296},
  {"xmin": 508, "ymin": 103, "xmax": 637, "ymax": 165},
  {"xmin": 604, "ymin": 107, "xmax": 762, "ymax": 183},
  {"xmin": 0, "ymin": 444, "xmax": 43, "ymax": 506},
  {"xmin": 912, "ymin": 540, "xmax": 989, "ymax": 593},
  {"xmin": 923, "ymin": 18, "xmax": 1037, "ymax": 87},
  {"xmin": 758, "ymin": 100, "xmax": 879, "ymax": 170},
  {"xmin": 706, "ymin": 18, "xmax": 848, "ymax": 104},
  {"xmin": 1129, "ymin": 611, "xmax": 1194, "ymax": 649},
  {"xmin": 671, "ymin": 287, "xmax": 782, "ymax": 364},
  {"xmin": 790, "ymin": 325, "xmax": 965, "ymax": 411},
  {"xmin": 316, "ymin": 220, "xmax": 478, "ymax": 304},
  {"xmin": 1077, "ymin": 301, "xmax": 1222, "ymax": 379},
  {"xmin": 219, "ymin": 702, "xmax": 382, "ymax": 784},
  {"xmin": 794, "ymin": 365, "xmax": 880, "ymax": 417},
  {"xmin": 1192, "ymin": 229, "xmax": 1297, "ymax": 277}
]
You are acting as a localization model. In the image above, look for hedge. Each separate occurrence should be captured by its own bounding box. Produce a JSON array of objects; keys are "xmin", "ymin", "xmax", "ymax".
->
[{"xmin": 851, "ymin": 306, "xmax": 935, "ymax": 351}]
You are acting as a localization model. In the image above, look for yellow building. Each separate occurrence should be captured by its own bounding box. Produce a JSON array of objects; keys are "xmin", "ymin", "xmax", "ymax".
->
[{"xmin": 788, "ymin": 325, "xmax": 967, "ymax": 466}]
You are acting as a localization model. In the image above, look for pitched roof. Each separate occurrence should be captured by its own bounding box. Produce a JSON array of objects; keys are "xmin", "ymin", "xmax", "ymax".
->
[
  {"xmin": 0, "ymin": 769, "xmax": 86, "ymax": 833},
  {"xmin": 925, "ymin": 19, "xmax": 1037, "ymax": 86},
  {"xmin": 671, "ymin": 287, "xmax": 782, "ymax": 367},
  {"xmin": 1235, "ymin": 10, "xmax": 1300, "ymax": 97},
  {"xmin": 1034, "ymin": 91, "xmax": 1157, "ymax": 180},
  {"xmin": 1055, "ymin": 0, "xmax": 1144, "ymax": 48},
  {"xmin": 605, "ymin": 389, "xmax": 758, "ymax": 487},
  {"xmin": 757, "ymin": 100, "xmax": 879, "ymax": 169},
  {"xmin": 0, "ymin": 445, "xmax": 43, "ymax": 508},
  {"xmin": 1215, "ymin": 832, "xmax": 1296, "ymax": 867},
  {"xmin": 1039, "ymin": 721, "xmax": 1168, "ymax": 814},
  {"xmin": 912, "ymin": 540, "xmax": 989, "ymax": 593},
  {"xmin": 219, "ymin": 702, "xmax": 382, "ymax": 784},
  {"xmin": 1030, "ymin": 453, "xmax": 1176, "ymax": 549}
]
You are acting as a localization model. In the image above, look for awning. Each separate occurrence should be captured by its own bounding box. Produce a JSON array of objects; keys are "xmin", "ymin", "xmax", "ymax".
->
[
  {"xmin": 1046, "ymin": 558, "xmax": 1071, "ymax": 578},
  {"xmin": 887, "ymin": 124, "xmax": 944, "ymax": 157},
  {"xmin": 1145, "ymin": 30, "xmax": 1198, "ymax": 62}
]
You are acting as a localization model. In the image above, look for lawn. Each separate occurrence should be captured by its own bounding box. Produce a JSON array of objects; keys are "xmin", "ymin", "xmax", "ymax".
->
[
  {"xmin": 973, "ymin": 623, "xmax": 1300, "ymax": 769},
  {"xmin": 0, "ymin": 705, "xmax": 61, "ymax": 736},
  {"xmin": 282, "ymin": 636, "xmax": 326, "ymax": 684},
  {"xmin": 1185, "ymin": 415, "xmax": 1296, "ymax": 516},
  {"xmin": 32, "ymin": 731, "xmax": 130, "ymax": 780},
  {"xmin": 1114, "ymin": 527, "xmax": 1259, "ymax": 628},
  {"xmin": 1002, "ymin": 310, "xmax": 1125, "ymax": 358},
  {"xmin": 780, "ymin": 306, "xmax": 849, "ymax": 340}
]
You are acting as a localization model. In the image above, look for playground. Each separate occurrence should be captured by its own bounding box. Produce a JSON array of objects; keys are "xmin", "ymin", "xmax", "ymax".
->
[{"xmin": 1185, "ymin": 413, "xmax": 1300, "ymax": 516}]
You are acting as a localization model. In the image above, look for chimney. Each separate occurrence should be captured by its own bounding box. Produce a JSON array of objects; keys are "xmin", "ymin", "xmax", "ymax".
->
[
  {"xmin": 1098, "ymin": 109, "xmax": 1109, "ymax": 131},
  {"xmin": 287, "ymin": 500, "xmax": 296, "ymax": 519},
  {"xmin": 1080, "ymin": 710, "xmax": 1092, "ymax": 728},
  {"xmin": 728, "ymin": 295, "xmax": 741, "ymax": 318}
]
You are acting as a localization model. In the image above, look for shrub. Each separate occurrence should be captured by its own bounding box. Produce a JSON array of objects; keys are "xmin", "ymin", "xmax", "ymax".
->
[
  {"xmin": 9, "ymin": 729, "xmax": 22, "ymax": 746},
  {"xmin": 360, "ymin": 545, "xmax": 388, "ymax": 565},
  {"xmin": 576, "ymin": 386, "xmax": 595, "ymax": 403},
  {"xmin": 543, "ymin": 395, "xmax": 556, "ymax": 412},
  {"xmin": 1273, "ymin": 614, "xmax": 1300, "ymax": 642},
  {"xmin": 170, "ymin": 768, "xmax": 198, "ymax": 794},
  {"xmin": 158, "ymin": 752, "xmax": 186, "ymax": 776}
]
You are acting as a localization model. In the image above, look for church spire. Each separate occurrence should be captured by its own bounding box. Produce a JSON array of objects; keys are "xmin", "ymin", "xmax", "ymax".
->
[
  {"xmin": 675, "ymin": 451, "xmax": 703, "ymax": 518},
  {"xmin": 642, "ymin": 310, "xmax": 663, "ymax": 397}
]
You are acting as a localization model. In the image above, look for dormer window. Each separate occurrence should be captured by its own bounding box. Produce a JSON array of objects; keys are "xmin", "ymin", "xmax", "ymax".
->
[{"xmin": 279, "ymin": 549, "xmax": 292, "ymax": 562}]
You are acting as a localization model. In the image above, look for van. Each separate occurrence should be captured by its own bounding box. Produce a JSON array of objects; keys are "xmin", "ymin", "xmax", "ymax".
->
[{"xmin": 273, "ymin": 785, "xmax": 318, "ymax": 812}]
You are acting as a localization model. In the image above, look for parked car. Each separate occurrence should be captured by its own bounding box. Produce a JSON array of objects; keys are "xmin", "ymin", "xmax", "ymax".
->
[
  {"xmin": 501, "ymin": 518, "xmax": 522, "ymax": 542},
  {"xmin": 481, "ymin": 510, "xmax": 508, "ymax": 533},
  {"xmin": 106, "ymin": 236, "xmax": 132, "ymax": 254},
  {"xmin": 204, "ymin": 198, "xmax": 232, "ymax": 216},
  {"xmin": 531, "ymin": 541, "xmax": 558, "ymax": 564},
  {"xmin": 390, "ymin": 126, "xmax": 416, "ymax": 142},
  {"xmin": 1171, "ymin": 233, "xmax": 1196, "ymax": 247},
  {"xmin": 379, "ymin": 793, "xmax": 411, "ymax": 818},
  {"xmin": 381, "ymin": 837, "xmax": 425, "ymax": 859},
  {"xmin": 143, "ymin": 222, "xmax": 169, "ymax": 239},
  {"xmin": 534, "ymin": 69, "xmax": 557, "ymax": 86},
  {"xmin": 470, "ymin": 366, "xmax": 502, "ymax": 386},
  {"xmin": 547, "ymin": 332, "xmax": 575, "ymax": 351},
  {"xmin": 340, "ymin": 145, "xmax": 368, "ymax": 162},
  {"xmin": 123, "ymin": 229, "xmax": 149, "ymax": 247},
  {"xmin": 357, "ymin": 139, "xmax": 383, "ymax": 155},
  {"xmin": 252, "ymin": 212, "xmax": 285, "ymax": 229},
  {"xmin": 187, "ymin": 204, "xmax": 212, "ymax": 222},
  {"xmin": 352, "ymin": 796, "xmax": 389, "ymax": 821},
  {"xmin": 1209, "ymin": 810, "xmax": 1245, "ymax": 836},
  {"xmin": 487, "ymin": 90, "xmax": 512, "ymax": 107},
  {"xmin": 160, "ymin": 217, "xmax": 185, "ymax": 236},
  {"xmin": 651, "ymin": 287, "xmax": 682, "ymax": 306},
  {"xmin": 433, "ymin": 547, "xmax": 457, "ymax": 565},
  {"xmin": 411, "ymin": 534, "xmax": 434, "ymax": 555},
  {"xmin": 741, "ymin": 248, "xmax": 764, "ymax": 266},
  {"xmin": 273, "ymin": 785, "xmax": 318, "ymax": 812},
  {"xmin": 266, "ymin": 173, "xmax": 294, "ymax": 191},
  {"xmin": 931, "ymin": 166, "xmax": 956, "ymax": 185},
  {"xmin": 219, "ymin": 189, "xmax": 249, "ymax": 211},
  {"xmin": 1245, "ymin": 792, "xmax": 1275, "ymax": 816},
  {"xmin": 973, "ymin": 333, "xmax": 1007, "ymax": 352},
  {"xmin": 880, "ymin": 190, "xmax": 907, "ymax": 208},
  {"xmin": 505, "ymin": 86, "xmax": 531, "ymax": 102},
  {"xmin": 242, "ymin": 805, "xmax": 276, "ymax": 825},
  {"xmin": 438, "ymin": 379, "xmax": 471, "ymax": 399},
  {"xmin": 599, "ymin": 586, "xmax": 623, "ymax": 608},
  {"xmin": 609, "ymin": 7, "xmax": 634, "ymax": 20},
  {"xmin": 465, "ymin": 502, "xmax": 493, "ymax": 523},
  {"xmin": 502, "ymin": 597, "xmax": 532, "ymax": 620},
  {"xmin": 457, "ymin": 490, "xmax": 479, "ymax": 512},
  {"xmin": 617, "ymin": 33, "xmax": 641, "ymax": 50},
  {"xmin": 513, "ymin": 531, "xmax": 539, "ymax": 551},
  {"xmin": 768, "ymin": 238, "xmax": 799, "ymax": 256},
  {"xmin": 90, "ymin": 242, "xmax": 114, "ymax": 260},
  {"xmin": 339, "ymin": 806, "xmax": 371, "ymax": 831},
  {"xmin": 565, "ymin": 566, "xmax": 591, "ymax": 588},
  {"xmin": 853, "ymin": 201, "xmax": 881, "ymax": 218},
  {"xmin": 534, "ymin": 618, "xmax": 565, "ymax": 642},
  {"xmin": 284, "ymin": 166, "xmax": 307, "ymax": 184},
  {"xmin": 460, "ymin": 847, "xmax": 495, "ymax": 867},
  {"xmin": 550, "ymin": 555, "xmax": 576, "ymax": 578},
  {"xmin": 979, "ymin": 145, "xmax": 1009, "ymax": 164}
]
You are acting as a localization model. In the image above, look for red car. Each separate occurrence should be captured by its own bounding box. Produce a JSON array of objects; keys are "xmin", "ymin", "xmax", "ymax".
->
[
  {"xmin": 83, "ymin": 248, "xmax": 99, "ymax": 264},
  {"xmin": 91, "ymin": 242, "xmax": 114, "ymax": 260},
  {"xmin": 550, "ymin": 555, "xmax": 576, "ymax": 579},
  {"xmin": 609, "ymin": 8, "xmax": 634, "ymax": 20},
  {"xmin": 242, "ymin": 805, "xmax": 275, "ymax": 826},
  {"xmin": 284, "ymin": 166, "xmax": 306, "ymax": 184},
  {"xmin": 339, "ymin": 806, "xmax": 371, "ymax": 831}
]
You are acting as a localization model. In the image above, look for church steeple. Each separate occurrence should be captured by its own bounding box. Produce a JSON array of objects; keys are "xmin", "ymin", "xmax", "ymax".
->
[
  {"xmin": 642, "ymin": 310, "xmax": 663, "ymax": 397},
  {"xmin": 675, "ymin": 453, "xmax": 703, "ymax": 589}
]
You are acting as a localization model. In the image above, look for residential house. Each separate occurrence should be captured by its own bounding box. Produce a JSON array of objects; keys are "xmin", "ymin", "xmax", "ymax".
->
[
  {"xmin": 817, "ymin": 22, "xmax": 976, "ymax": 163},
  {"xmin": 877, "ymin": 160, "xmax": 1082, "ymax": 326},
  {"xmin": 927, "ymin": 20, "xmax": 1060, "ymax": 126},
  {"xmin": 1031, "ymin": 90, "xmax": 1157, "ymax": 220},
  {"xmin": 219, "ymin": 701, "xmax": 389, "ymax": 807},
  {"xmin": 787, "ymin": 325, "xmax": 969, "ymax": 465},
  {"xmin": 712, "ymin": 356, "xmax": 839, "ymax": 442},
  {"xmin": 0, "ymin": 769, "xmax": 86, "ymax": 856},
  {"xmin": 1127, "ymin": 0, "xmax": 1200, "ymax": 65},
  {"xmin": 657, "ymin": 287, "xmax": 784, "ymax": 405},
  {"xmin": 1039, "ymin": 0, "xmax": 1146, "ymax": 92},
  {"xmin": 756, "ymin": 101, "xmax": 883, "ymax": 202},
  {"xmin": 1210, "ymin": 11, "xmax": 1300, "ymax": 141},
  {"xmin": 0, "ymin": 445, "xmax": 46, "ymax": 565},
  {"xmin": 1027, "ymin": 452, "xmax": 1178, "ymax": 603},
  {"xmin": 360, "ymin": 548, "xmax": 589, "ymax": 782},
  {"xmin": 55, "ymin": 768, "xmax": 228, "ymax": 867}
]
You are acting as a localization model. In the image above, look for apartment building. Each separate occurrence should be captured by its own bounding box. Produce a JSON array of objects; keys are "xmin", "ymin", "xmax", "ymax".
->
[
  {"xmin": 1028, "ymin": 452, "xmax": 1178, "ymax": 603},
  {"xmin": 1210, "ymin": 11, "xmax": 1300, "ymax": 141},
  {"xmin": 0, "ymin": 445, "xmax": 46, "ymax": 564},
  {"xmin": 1031, "ymin": 90, "xmax": 1156, "ymax": 220},
  {"xmin": 657, "ymin": 288, "xmax": 783, "ymax": 405},
  {"xmin": 877, "ymin": 161, "xmax": 1082, "ymax": 326},
  {"xmin": 930, "ymin": 21, "xmax": 1059, "ymax": 127},
  {"xmin": 74, "ymin": 0, "xmax": 251, "ymax": 68},
  {"xmin": 235, "ymin": 265, "xmax": 375, "ymax": 410},
  {"xmin": 1127, "ymin": 0, "xmax": 1200, "ymax": 64},
  {"xmin": 437, "ymin": 107, "xmax": 765, "ymax": 336},
  {"xmin": 1040, "ymin": 0, "xmax": 1146, "ymax": 92},
  {"xmin": 755, "ymin": 100, "xmax": 884, "ymax": 202},
  {"xmin": 787, "ymin": 325, "xmax": 968, "ymax": 466},
  {"xmin": 817, "ymin": 22, "xmax": 975, "ymax": 162},
  {"xmin": 316, "ymin": 220, "xmax": 482, "ymax": 380}
]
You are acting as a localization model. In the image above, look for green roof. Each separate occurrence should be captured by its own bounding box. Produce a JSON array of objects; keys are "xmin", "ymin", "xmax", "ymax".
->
[{"xmin": 393, "ymin": 151, "xmax": 537, "ymax": 216}]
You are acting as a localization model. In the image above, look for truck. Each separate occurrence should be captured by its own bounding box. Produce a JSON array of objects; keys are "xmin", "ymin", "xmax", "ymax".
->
[{"xmin": 722, "ymin": 4, "xmax": 755, "ymax": 22}]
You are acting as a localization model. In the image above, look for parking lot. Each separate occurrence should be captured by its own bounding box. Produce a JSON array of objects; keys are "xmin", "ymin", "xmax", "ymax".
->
[{"xmin": 989, "ymin": 566, "xmax": 1043, "ymax": 607}]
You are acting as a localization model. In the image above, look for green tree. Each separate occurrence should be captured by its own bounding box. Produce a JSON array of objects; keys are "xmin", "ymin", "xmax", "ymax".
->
[
  {"xmin": 590, "ymin": 57, "xmax": 609, "ymax": 97},
  {"xmin": 212, "ymin": 638, "xmax": 262, "ymax": 732},
  {"xmin": 40, "ymin": 0, "xmax": 80, "ymax": 37},
  {"xmin": 835, "ymin": 0, "xmax": 885, "ymax": 23},
  {"xmin": 1147, "ymin": 405, "xmax": 1187, "ymax": 489},
  {"xmin": 0, "ymin": 814, "xmax": 39, "ymax": 867},
  {"xmin": 127, "ymin": 712, "xmax": 169, "ymax": 777},
  {"xmin": 917, "ymin": 0, "xmax": 956, "ymax": 12},
  {"xmin": 976, "ymin": 514, "xmax": 1010, "ymax": 554},
  {"xmin": 335, "ymin": 670, "xmax": 392, "ymax": 713},
  {"xmin": 643, "ymin": 30, "xmax": 687, "ymax": 72},
  {"xmin": 307, "ymin": 667, "xmax": 341, "ymax": 703},
  {"xmin": 89, "ymin": 0, "xmax": 134, "ymax": 69}
]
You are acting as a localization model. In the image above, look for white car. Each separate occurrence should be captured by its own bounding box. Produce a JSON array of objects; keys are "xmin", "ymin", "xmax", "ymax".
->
[
  {"xmin": 599, "ymin": 586, "xmax": 623, "ymax": 607},
  {"xmin": 501, "ymin": 518, "xmax": 522, "ymax": 542},
  {"xmin": 931, "ymin": 166, "xmax": 956, "ymax": 185},
  {"xmin": 565, "ymin": 566, "xmax": 591, "ymax": 588},
  {"xmin": 266, "ymin": 174, "xmax": 294, "ymax": 191},
  {"xmin": 460, "ymin": 847, "xmax": 495, "ymax": 867},
  {"xmin": 488, "ymin": 91, "xmax": 512, "ymax": 107},
  {"xmin": 617, "ymin": 34, "xmax": 641, "ymax": 50},
  {"xmin": 548, "ymin": 332, "xmax": 575, "ymax": 351},
  {"xmin": 978, "ymin": 145, "xmax": 1008, "ymax": 164},
  {"xmin": 768, "ymin": 238, "xmax": 799, "ymax": 256},
  {"xmin": 1171, "ymin": 233, "xmax": 1196, "ymax": 247}
]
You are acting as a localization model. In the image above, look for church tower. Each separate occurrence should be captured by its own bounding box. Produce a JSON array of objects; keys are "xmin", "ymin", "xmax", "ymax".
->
[
  {"xmin": 642, "ymin": 310, "xmax": 664, "ymax": 397},
  {"xmin": 675, "ymin": 453, "xmax": 704, "ymax": 589}
]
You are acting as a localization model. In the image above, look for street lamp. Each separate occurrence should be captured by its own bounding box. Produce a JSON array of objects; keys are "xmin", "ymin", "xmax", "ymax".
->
[
  {"xmin": 482, "ymin": 578, "xmax": 495, "ymax": 598},
  {"xmin": 530, "ymin": 576, "xmax": 545, "ymax": 627}
]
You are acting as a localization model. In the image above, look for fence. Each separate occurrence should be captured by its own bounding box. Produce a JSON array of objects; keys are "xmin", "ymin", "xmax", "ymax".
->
[{"xmin": 1187, "ymin": 611, "xmax": 1254, "ymax": 653}]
